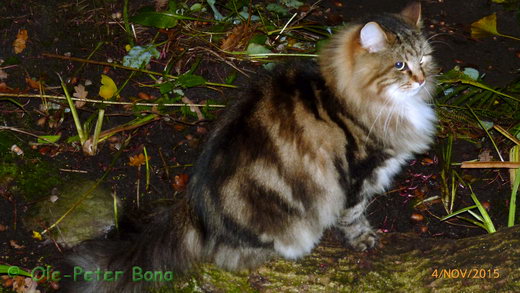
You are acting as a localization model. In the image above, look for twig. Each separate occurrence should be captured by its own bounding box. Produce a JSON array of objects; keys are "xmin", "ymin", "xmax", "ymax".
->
[
  {"xmin": 461, "ymin": 161, "xmax": 520, "ymax": 169},
  {"xmin": 0, "ymin": 126, "xmax": 56, "ymax": 144},
  {"xmin": 59, "ymin": 169, "xmax": 89, "ymax": 173},
  {"xmin": 0, "ymin": 93, "xmax": 225, "ymax": 108}
]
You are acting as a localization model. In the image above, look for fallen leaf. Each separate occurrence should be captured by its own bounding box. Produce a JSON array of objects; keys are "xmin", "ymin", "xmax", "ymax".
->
[
  {"xmin": 410, "ymin": 213, "xmax": 424, "ymax": 222},
  {"xmin": 72, "ymin": 84, "xmax": 88, "ymax": 108},
  {"xmin": 173, "ymin": 174, "xmax": 189, "ymax": 192},
  {"xmin": 32, "ymin": 231, "xmax": 42, "ymax": 240},
  {"xmin": 137, "ymin": 92, "xmax": 153, "ymax": 100},
  {"xmin": 98, "ymin": 74, "xmax": 117, "ymax": 100},
  {"xmin": 221, "ymin": 23, "xmax": 259, "ymax": 51},
  {"xmin": 478, "ymin": 149, "xmax": 493, "ymax": 162},
  {"xmin": 25, "ymin": 78, "xmax": 41, "ymax": 90},
  {"xmin": 471, "ymin": 13, "xmax": 499, "ymax": 40},
  {"xmin": 13, "ymin": 29, "xmax": 28, "ymax": 54},
  {"xmin": 0, "ymin": 69, "xmax": 8, "ymax": 80},
  {"xmin": 128, "ymin": 153, "xmax": 149, "ymax": 167},
  {"xmin": 181, "ymin": 96, "xmax": 204, "ymax": 120},
  {"xmin": 9, "ymin": 240, "xmax": 25, "ymax": 249},
  {"xmin": 420, "ymin": 157, "xmax": 434, "ymax": 166}
]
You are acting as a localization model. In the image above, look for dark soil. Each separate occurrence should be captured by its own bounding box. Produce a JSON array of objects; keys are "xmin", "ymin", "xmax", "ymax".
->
[{"xmin": 1, "ymin": 0, "xmax": 519, "ymax": 292}]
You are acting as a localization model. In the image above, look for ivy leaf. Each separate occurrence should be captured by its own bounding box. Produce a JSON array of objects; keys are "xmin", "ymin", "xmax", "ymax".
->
[
  {"xmin": 123, "ymin": 45, "xmax": 160, "ymax": 69},
  {"xmin": 246, "ymin": 43, "xmax": 272, "ymax": 55},
  {"xmin": 471, "ymin": 13, "xmax": 499, "ymax": 39},
  {"xmin": 99, "ymin": 74, "xmax": 118, "ymax": 100},
  {"xmin": 176, "ymin": 73, "xmax": 206, "ymax": 88},
  {"xmin": 131, "ymin": 11, "xmax": 179, "ymax": 28}
]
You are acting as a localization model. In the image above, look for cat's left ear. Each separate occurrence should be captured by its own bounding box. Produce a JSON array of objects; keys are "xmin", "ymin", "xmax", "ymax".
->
[
  {"xmin": 360, "ymin": 22, "xmax": 388, "ymax": 53},
  {"xmin": 400, "ymin": 2, "xmax": 422, "ymax": 27}
]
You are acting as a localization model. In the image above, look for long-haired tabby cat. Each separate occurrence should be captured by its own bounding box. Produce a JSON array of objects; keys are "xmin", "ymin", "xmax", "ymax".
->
[{"xmin": 66, "ymin": 2, "xmax": 436, "ymax": 292}]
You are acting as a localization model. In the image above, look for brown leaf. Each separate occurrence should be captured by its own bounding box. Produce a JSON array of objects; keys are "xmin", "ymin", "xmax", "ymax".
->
[
  {"xmin": 73, "ymin": 84, "xmax": 88, "ymax": 108},
  {"xmin": 181, "ymin": 96, "xmax": 204, "ymax": 120},
  {"xmin": 221, "ymin": 23, "xmax": 258, "ymax": 51},
  {"xmin": 13, "ymin": 29, "xmax": 28, "ymax": 54},
  {"xmin": 137, "ymin": 92, "xmax": 153, "ymax": 100},
  {"xmin": 173, "ymin": 173, "xmax": 189, "ymax": 192},
  {"xmin": 9, "ymin": 240, "xmax": 25, "ymax": 249},
  {"xmin": 0, "ymin": 69, "xmax": 8, "ymax": 80},
  {"xmin": 128, "ymin": 153, "xmax": 150, "ymax": 167},
  {"xmin": 25, "ymin": 78, "xmax": 41, "ymax": 90},
  {"xmin": 478, "ymin": 149, "xmax": 493, "ymax": 162}
]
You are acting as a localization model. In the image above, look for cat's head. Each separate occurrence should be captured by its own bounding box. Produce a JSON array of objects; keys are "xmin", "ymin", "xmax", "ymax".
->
[
  {"xmin": 357, "ymin": 2, "xmax": 436, "ymax": 100},
  {"xmin": 321, "ymin": 2, "xmax": 436, "ymax": 104}
]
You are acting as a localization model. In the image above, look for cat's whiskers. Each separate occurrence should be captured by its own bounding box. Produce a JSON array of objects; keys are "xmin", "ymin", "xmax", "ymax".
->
[
  {"xmin": 382, "ymin": 95, "xmax": 400, "ymax": 145},
  {"xmin": 425, "ymin": 32, "xmax": 449, "ymax": 43},
  {"xmin": 364, "ymin": 95, "xmax": 393, "ymax": 146}
]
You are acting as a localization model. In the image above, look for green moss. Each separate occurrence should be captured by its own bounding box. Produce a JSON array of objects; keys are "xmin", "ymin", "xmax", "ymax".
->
[{"xmin": 0, "ymin": 132, "xmax": 66, "ymax": 201}]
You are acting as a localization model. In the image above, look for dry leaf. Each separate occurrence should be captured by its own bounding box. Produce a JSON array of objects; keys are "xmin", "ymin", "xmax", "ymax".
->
[
  {"xmin": 9, "ymin": 240, "xmax": 25, "ymax": 249},
  {"xmin": 25, "ymin": 78, "xmax": 41, "ymax": 90},
  {"xmin": 137, "ymin": 92, "xmax": 153, "ymax": 100},
  {"xmin": 73, "ymin": 84, "xmax": 88, "ymax": 108},
  {"xmin": 13, "ymin": 29, "xmax": 28, "ymax": 54},
  {"xmin": 128, "ymin": 153, "xmax": 149, "ymax": 167},
  {"xmin": 221, "ymin": 23, "xmax": 258, "ymax": 51},
  {"xmin": 181, "ymin": 96, "xmax": 204, "ymax": 120},
  {"xmin": 0, "ymin": 69, "xmax": 8, "ymax": 80},
  {"xmin": 173, "ymin": 174, "xmax": 189, "ymax": 192},
  {"xmin": 478, "ymin": 149, "xmax": 493, "ymax": 162},
  {"xmin": 154, "ymin": 0, "xmax": 168, "ymax": 10},
  {"xmin": 471, "ymin": 13, "xmax": 499, "ymax": 40}
]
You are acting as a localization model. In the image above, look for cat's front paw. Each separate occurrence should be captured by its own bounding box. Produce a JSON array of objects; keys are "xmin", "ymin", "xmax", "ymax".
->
[{"xmin": 347, "ymin": 229, "xmax": 378, "ymax": 251}]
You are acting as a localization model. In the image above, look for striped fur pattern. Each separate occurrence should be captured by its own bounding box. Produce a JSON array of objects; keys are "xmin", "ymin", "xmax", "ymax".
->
[{"xmin": 66, "ymin": 2, "xmax": 436, "ymax": 292}]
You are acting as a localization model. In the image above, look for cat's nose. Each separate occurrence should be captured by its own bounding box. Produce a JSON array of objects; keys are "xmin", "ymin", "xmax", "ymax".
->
[{"xmin": 414, "ymin": 73, "xmax": 425, "ymax": 86}]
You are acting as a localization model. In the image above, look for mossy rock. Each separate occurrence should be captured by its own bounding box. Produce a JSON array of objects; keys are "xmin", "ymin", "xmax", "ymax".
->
[{"xmin": 23, "ymin": 179, "xmax": 119, "ymax": 248}]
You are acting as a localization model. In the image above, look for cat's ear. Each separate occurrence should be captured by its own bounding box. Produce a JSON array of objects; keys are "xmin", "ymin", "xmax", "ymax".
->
[
  {"xmin": 360, "ymin": 22, "xmax": 388, "ymax": 53},
  {"xmin": 400, "ymin": 2, "xmax": 422, "ymax": 27}
]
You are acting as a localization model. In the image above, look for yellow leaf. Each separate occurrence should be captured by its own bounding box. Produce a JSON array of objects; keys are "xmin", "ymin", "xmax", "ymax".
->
[
  {"xmin": 99, "ymin": 74, "xmax": 118, "ymax": 100},
  {"xmin": 13, "ymin": 29, "xmax": 28, "ymax": 54},
  {"xmin": 128, "ymin": 153, "xmax": 150, "ymax": 166},
  {"xmin": 32, "ymin": 230, "xmax": 43, "ymax": 240},
  {"xmin": 471, "ymin": 13, "xmax": 499, "ymax": 40}
]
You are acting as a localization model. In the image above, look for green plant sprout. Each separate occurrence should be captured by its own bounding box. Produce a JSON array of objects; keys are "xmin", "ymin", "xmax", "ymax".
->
[{"xmin": 441, "ymin": 172, "xmax": 496, "ymax": 233}]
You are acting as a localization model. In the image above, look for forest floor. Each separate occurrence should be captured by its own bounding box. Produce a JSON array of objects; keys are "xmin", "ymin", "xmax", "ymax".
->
[{"xmin": 1, "ymin": 0, "xmax": 520, "ymax": 292}]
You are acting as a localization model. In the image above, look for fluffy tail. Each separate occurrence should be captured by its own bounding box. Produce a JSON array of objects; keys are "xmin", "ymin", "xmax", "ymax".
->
[{"xmin": 61, "ymin": 199, "xmax": 203, "ymax": 293}]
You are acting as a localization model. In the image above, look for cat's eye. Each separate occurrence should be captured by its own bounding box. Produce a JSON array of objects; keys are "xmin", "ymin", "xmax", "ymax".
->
[{"xmin": 394, "ymin": 61, "xmax": 407, "ymax": 71}]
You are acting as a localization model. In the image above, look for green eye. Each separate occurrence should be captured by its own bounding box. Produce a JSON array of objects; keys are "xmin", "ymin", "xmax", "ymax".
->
[{"xmin": 395, "ymin": 61, "xmax": 407, "ymax": 71}]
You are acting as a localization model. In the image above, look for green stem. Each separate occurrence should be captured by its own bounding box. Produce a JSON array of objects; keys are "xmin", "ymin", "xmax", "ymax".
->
[
  {"xmin": 91, "ymin": 108, "xmax": 105, "ymax": 154},
  {"xmin": 509, "ymin": 165, "xmax": 520, "ymax": 227},
  {"xmin": 468, "ymin": 184, "xmax": 496, "ymax": 233},
  {"xmin": 467, "ymin": 106, "xmax": 504, "ymax": 162},
  {"xmin": 498, "ymin": 33, "xmax": 520, "ymax": 42},
  {"xmin": 58, "ymin": 74, "xmax": 86, "ymax": 144},
  {"xmin": 123, "ymin": 0, "xmax": 134, "ymax": 45},
  {"xmin": 144, "ymin": 146, "xmax": 150, "ymax": 191}
]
